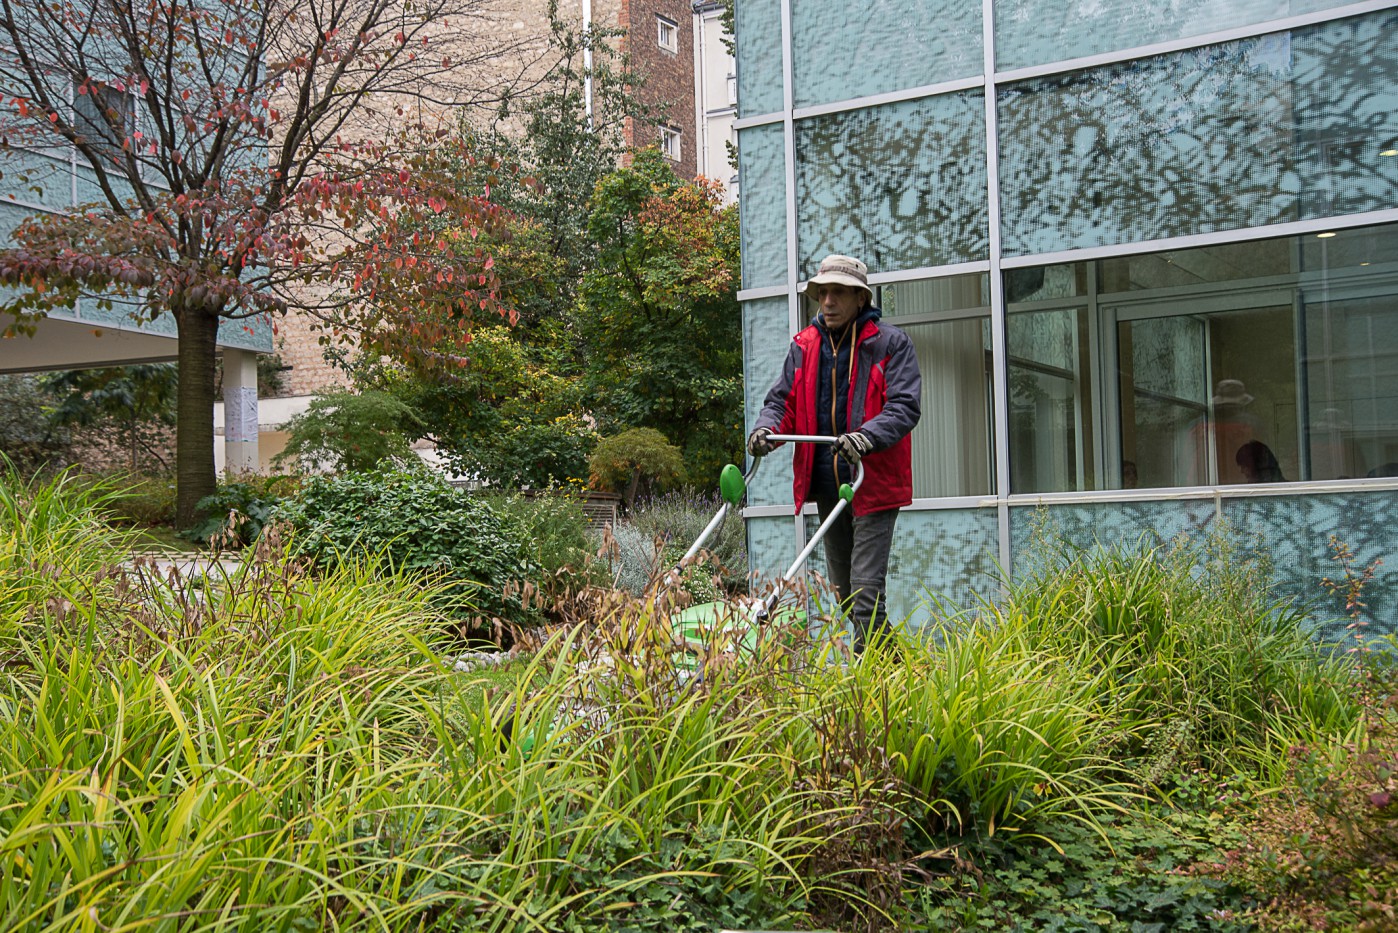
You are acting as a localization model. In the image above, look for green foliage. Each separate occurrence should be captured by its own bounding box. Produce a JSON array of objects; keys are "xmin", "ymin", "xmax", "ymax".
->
[
  {"xmin": 588, "ymin": 427, "xmax": 683, "ymax": 511},
  {"xmin": 379, "ymin": 326, "xmax": 596, "ymax": 488},
  {"xmin": 475, "ymin": 487, "xmax": 606, "ymax": 593},
  {"xmin": 2, "ymin": 466, "xmax": 1392, "ymax": 932},
  {"xmin": 997, "ymin": 532, "xmax": 1362, "ymax": 775},
  {"xmin": 38, "ymin": 364, "xmax": 177, "ymax": 472},
  {"xmin": 181, "ymin": 474, "xmax": 302, "ymax": 548},
  {"xmin": 1213, "ymin": 684, "xmax": 1398, "ymax": 932},
  {"xmin": 99, "ymin": 471, "xmax": 179, "ymax": 526},
  {"xmin": 481, "ymin": 4, "xmax": 655, "ymax": 329},
  {"xmin": 272, "ymin": 389, "xmax": 425, "ymax": 473},
  {"xmin": 274, "ymin": 468, "xmax": 543, "ymax": 630},
  {"xmin": 907, "ymin": 804, "xmax": 1252, "ymax": 930},
  {"xmin": 579, "ymin": 149, "xmax": 744, "ymax": 485},
  {"xmin": 0, "ymin": 375, "xmax": 74, "ymax": 473}
]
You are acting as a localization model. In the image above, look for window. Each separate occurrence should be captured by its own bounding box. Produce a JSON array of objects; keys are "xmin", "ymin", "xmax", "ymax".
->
[
  {"xmin": 660, "ymin": 125, "xmax": 681, "ymax": 161},
  {"xmin": 656, "ymin": 14, "xmax": 678, "ymax": 52},
  {"xmin": 1005, "ymin": 223, "xmax": 1398, "ymax": 493},
  {"xmin": 726, "ymin": 74, "xmax": 737, "ymax": 106},
  {"xmin": 74, "ymin": 83, "xmax": 136, "ymax": 166},
  {"xmin": 880, "ymin": 272, "xmax": 995, "ymax": 498}
]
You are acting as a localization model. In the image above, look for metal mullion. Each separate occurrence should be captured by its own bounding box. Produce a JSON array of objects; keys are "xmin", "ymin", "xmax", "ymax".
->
[
  {"xmin": 905, "ymin": 496, "xmax": 1000, "ymax": 511},
  {"xmin": 982, "ymin": 0, "xmax": 1012, "ymax": 581},
  {"xmin": 779, "ymin": 0, "xmax": 806, "ymax": 564},
  {"xmin": 866, "ymin": 260, "xmax": 991, "ymax": 285},
  {"xmin": 998, "ymin": 208, "xmax": 1398, "ymax": 270},
  {"xmin": 1107, "ymin": 275, "xmax": 1321, "ymax": 310},
  {"xmin": 733, "ymin": 112, "xmax": 783, "ymax": 130},
  {"xmin": 889, "ymin": 307, "xmax": 992, "ymax": 327},
  {"xmin": 1006, "ymin": 476, "xmax": 1398, "ymax": 506},
  {"xmin": 780, "ymin": 0, "xmax": 797, "ymax": 338},
  {"xmin": 737, "ymin": 285, "xmax": 787, "ymax": 302},
  {"xmin": 994, "ymin": 0, "xmax": 1398, "ymax": 85},
  {"xmin": 1112, "ymin": 288, "xmax": 1296, "ymax": 322},
  {"xmin": 792, "ymin": 75, "xmax": 986, "ymax": 121}
]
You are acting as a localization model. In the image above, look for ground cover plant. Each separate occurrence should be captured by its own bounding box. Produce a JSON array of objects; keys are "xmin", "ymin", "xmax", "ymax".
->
[{"xmin": 1, "ymin": 466, "xmax": 1392, "ymax": 930}]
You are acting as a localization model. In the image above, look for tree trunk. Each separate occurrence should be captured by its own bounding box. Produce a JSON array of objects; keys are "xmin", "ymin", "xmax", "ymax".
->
[{"xmin": 174, "ymin": 307, "xmax": 221, "ymax": 528}]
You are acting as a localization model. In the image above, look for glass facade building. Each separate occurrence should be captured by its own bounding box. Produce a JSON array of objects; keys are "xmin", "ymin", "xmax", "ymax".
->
[{"xmin": 735, "ymin": 0, "xmax": 1398, "ymax": 637}]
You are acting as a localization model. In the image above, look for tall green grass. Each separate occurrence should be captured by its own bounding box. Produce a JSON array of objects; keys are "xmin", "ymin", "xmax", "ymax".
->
[
  {"xmin": 995, "ymin": 536, "xmax": 1363, "ymax": 778},
  {"xmin": 0, "ymin": 470, "xmax": 1376, "ymax": 931}
]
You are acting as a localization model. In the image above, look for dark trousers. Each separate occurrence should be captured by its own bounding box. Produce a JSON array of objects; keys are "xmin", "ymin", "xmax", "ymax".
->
[{"xmin": 814, "ymin": 498, "xmax": 899, "ymax": 654}]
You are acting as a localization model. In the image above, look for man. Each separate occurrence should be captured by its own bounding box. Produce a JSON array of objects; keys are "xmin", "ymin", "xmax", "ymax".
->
[{"xmin": 748, "ymin": 254, "xmax": 922, "ymax": 654}]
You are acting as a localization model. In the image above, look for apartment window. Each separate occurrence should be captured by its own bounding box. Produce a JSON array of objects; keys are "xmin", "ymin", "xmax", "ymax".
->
[
  {"xmin": 726, "ymin": 74, "xmax": 737, "ymax": 106},
  {"xmin": 656, "ymin": 15, "xmax": 678, "ymax": 52},
  {"xmin": 660, "ymin": 125, "xmax": 681, "ymax": 161},
  {"xmin": 74, "ymin": 83, "xmax": 136, "ymax": 165}
]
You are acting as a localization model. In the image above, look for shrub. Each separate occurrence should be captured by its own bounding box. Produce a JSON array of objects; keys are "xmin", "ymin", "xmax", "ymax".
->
[
  {"xmin": 588, "ymin": 427, "xmax": 682, "ymax": 512},
  {"xmin": 996, "ymin": 534, "xmax": 1362, "ymax": 774},
  {"xmin": 0, "ymin": 375, "xmax": 75, "ymax": 474},
  {"xmin": 476, "ymin": 487, "xmax": 607, "ymax": 600},
  {"xmin": 631, "ymin": 488, "xmax": 747, "ymax": 593},
  {"xmin": 272, "ymin": 389, "xmax": 425, "ymax": 473},
  {"xmin": 182, "ymin": 473, "xmax": 302, "ymax": 547},
  {"xmin": 274, "ymin": 468, "xmax": 541, "ymax": 632},
  {"xmin": 96, "ymin": 471, "xmax": 179, "ymax": 526}
]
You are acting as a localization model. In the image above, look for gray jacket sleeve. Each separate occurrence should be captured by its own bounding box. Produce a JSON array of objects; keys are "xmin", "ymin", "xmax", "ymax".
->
[
  {"xmin": 858, "ymin": 328, "xmax": 921, "ymax": 451},
  {"xmin": 754, "ymin": 341, "xmax": 801, "ymax": 433}
]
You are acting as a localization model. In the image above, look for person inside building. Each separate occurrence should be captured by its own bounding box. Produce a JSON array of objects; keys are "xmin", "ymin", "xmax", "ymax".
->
[
  {"xmin": 1236, "ymin": 440, "xmax": 1287, "ymax": 483},
  {"xmin": 747, "ymin": 254, "xmax": 922, "ymax": 655}
]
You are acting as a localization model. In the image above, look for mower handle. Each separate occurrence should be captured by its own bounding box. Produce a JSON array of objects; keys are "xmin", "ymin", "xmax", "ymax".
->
[{"xmin": 752, "ymin": 434, "xmax": 866, "ymax": 625}]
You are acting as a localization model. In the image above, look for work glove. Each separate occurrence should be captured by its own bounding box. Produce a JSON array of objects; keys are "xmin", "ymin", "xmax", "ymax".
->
[
  {"xmin": 747, "ymin": 427, "xmax": 776, "ymax": 457},
  {"xmin": 834, "ymin": 431, "xmax": 873, "ymax": 465}
]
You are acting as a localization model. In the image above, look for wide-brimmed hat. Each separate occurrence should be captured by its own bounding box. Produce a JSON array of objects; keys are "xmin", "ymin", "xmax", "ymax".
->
[
  {"xmin": 1211, "ymin": 379, "xmax": 1254, "ymax": 408},
  {"xmin": 800, "ymin": 254, "xmax": 873, "ymax": 302}
]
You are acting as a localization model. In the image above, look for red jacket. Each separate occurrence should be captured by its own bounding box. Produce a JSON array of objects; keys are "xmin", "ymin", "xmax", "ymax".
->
[{"xmin": 755, "ymin": 315, "xmax": 921, "ymax": 516}]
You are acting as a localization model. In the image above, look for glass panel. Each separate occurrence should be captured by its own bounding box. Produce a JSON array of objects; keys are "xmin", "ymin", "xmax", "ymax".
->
[
  {"xmin": 795, "ymin": 91, "xmax": 987, "ymax": 275},
  {"xmin": 805, "ymin": 506, "xmax": 1002, "ymax": 631},
  {"xmin": 1004, "ymin": 261, "xmax": 1096, "ymax": 493},
  {"xmin": 1005, "ymin": 223, "xmax": 1398, "ymax": 494},
  {"xmin": 0, "ymin": 150, "xmax": 73, "ymax": 211},
  {"xmin": 1300, "ymin": 291, "xmax": 1398, "ymax": 483},
  {"xmin": 1221, "ymin": 492, "xmax": 1398, "ymax": 640},
  {"xmin": 906, "ymin": 316, "xmax": 994, "ymax": 498},
  {"xmin": 995, "ymin": 0, "xmax": 1361, "ymax": 72},
  {"xmin": 738, "ymin": 124, "xmax": 787, "ymax": 290},
  {"xmin": 1005, "ymin": 495, "xmax": 1398, "ymax": 640},
  {"xmin": 743, "ymin": 298, "xmax": 795, "ymax": 507},
  {"xmin": 746, "ymin": 514, "xmax": 802, "ymax": 591},
  {"xmin": 1009, "ymin": 499, "xmax": 1219, "ymax": 577},
  {"xmin": 792, "ymin": 0, "xmax": 981, "ymax": 109},
  {"xmin": 998, "ymin": 11, "xmax": 1398, "ymax": 256},
  {"xmin": 1008, "ymin": 305, "xmax": 1096, "ymax": 492},
  {"xmin": 880, "ymin": 271, "xmax": 990, "ymax": 317},
  {"xmin": 734, "ymin": 0, "xmax": 783, "ymax": 118},
  {"xmin": 1119, "ymin": 304, "xmax": 1299, "ymax": 488}
]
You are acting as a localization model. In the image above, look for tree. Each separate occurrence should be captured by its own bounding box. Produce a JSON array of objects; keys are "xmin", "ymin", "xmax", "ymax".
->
[
  {"xmin": 579, "ymin": 148, "xmax": 743, "ymax": 485},
  {"xmin": 0, "ymin": 0, "xmax": 531, "ymax": 524},
  {"xmin": 272, "ymin": 389, "xmax": 423, "ymax": 473},
  {"xmin": 588, "ymin": 427, "xmax": 682, "ymax": 513},
  {"xmin": 40, "ymin": 363, "xmax": 178, "ymax": 471},
  {"xmin": 348, "ymin": 14, "xmax": 651, "ymax": 489},
  {"xmin": 372, "ymin": 324, "xmax": 598, "ymax": 488}
]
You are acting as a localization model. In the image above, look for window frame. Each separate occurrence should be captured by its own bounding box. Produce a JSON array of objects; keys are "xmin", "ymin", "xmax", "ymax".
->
[
  {"xmin": 660, "ymin": 124, "xmax": 682, "ymax": 161},
  {"xmin": 656, "ymin": 14, "xmax": 678, "ymax": 53}
]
